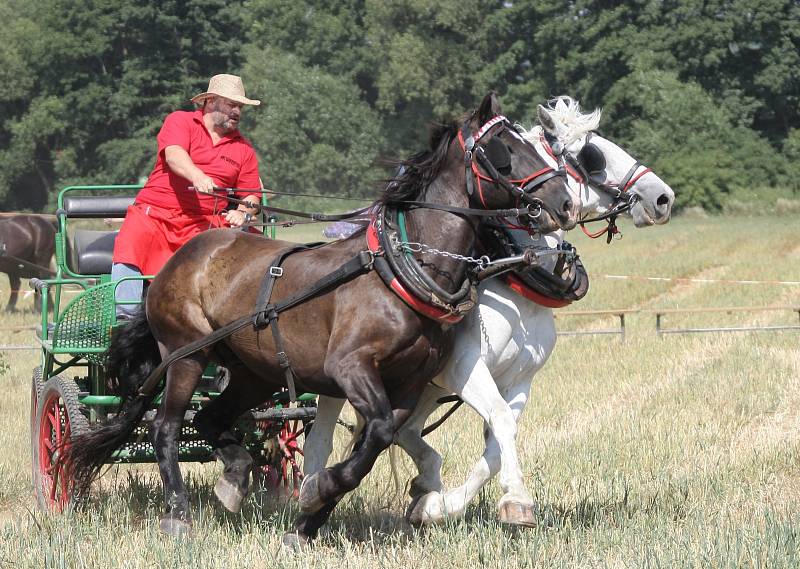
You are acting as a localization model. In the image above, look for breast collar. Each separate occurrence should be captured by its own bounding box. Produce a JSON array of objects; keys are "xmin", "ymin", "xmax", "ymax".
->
[
  {"xmin": 481, "ymin": 223, "xmax": 589, "ymax": 308},
  {"xmin": 366, "ymin": 206, "xmax": 477, "ymax": 324}
]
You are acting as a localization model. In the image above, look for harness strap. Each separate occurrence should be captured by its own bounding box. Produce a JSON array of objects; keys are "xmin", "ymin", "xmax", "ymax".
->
[
  {"xmin": 252, "ymin": 245, "xmax": 313, "ymax": 401},
  {"xmin": 384, "ymin": 201, "xmax": 535, "ymax": 219},
  {"xmin": 421, "ymin": 399, "xmax": 464, "ymax": 437},
  {"xmin": 253, "ymin": 245, "xmax": 310, "ymax": 329},
  {"xmin": 136, "ymin": 314, "xmax": 254, "ymax": 397},
  {"xmin": 252, "ymin": 249, "xmax": 376, "ymax": 401},
  {"xmin": 135, "ymin": 250, "xmax": 376, "ymax": 399}
]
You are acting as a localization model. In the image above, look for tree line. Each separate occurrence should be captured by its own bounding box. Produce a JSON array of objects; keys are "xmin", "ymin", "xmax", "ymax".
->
[{"xmin": 1, "ymin": 0, "xmax": 798, "ymax": 212}]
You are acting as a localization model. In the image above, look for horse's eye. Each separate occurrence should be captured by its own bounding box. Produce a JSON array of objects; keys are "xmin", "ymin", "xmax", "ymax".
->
[{"xmin": 578, "ymin": 143, "xmax": 606, "ymax": 175}]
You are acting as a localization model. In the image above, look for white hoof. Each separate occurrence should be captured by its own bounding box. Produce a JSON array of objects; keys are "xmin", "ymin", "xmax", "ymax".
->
[{"xmin": 407, "ymin": 491, "xmax": 447, "ymax": 526}]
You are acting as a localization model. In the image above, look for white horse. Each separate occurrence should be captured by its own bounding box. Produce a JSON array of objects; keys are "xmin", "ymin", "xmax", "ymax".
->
[{"xmin": 302, "ymin": 97, "xmax": 675, "ymax": 527}]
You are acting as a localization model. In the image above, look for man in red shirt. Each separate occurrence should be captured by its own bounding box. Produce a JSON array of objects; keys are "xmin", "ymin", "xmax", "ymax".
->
[{"xmin": 112, "ymin": 74, "xmax": 263, "ymax": 316}]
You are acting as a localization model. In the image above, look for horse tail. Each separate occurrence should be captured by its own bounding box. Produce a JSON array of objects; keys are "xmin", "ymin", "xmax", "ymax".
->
[
  {"xmin": 105, "ymin": 308, "xmax": 161, "ymax": 400},
  {"xmin": 68, "ymin": 308, "xmax": 162, "ymax": 496}
]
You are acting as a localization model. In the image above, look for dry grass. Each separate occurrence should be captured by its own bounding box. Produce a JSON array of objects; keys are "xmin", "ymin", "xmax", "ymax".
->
[{"xmin": 1, "ymin": 214, "xmax": 799, "ymax": 567}]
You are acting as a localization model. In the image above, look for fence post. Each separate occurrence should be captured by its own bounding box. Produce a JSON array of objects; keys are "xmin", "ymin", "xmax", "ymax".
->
[
  {"xmin": 656, "ymin": 312, "xmax": 663, "ymax": 338},
  {"xmin": 619, "ymin": 313, "xmax": 626, "ymax": 342}
]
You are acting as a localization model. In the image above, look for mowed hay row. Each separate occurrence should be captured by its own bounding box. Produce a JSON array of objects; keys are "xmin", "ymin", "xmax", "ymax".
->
[{"xmin": 1, "ymin": 214, "xmax": 799, "ymax": 568}]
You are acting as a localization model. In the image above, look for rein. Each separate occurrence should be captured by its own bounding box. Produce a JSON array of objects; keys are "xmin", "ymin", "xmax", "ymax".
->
[{"xmin": 208, "ymin": 190, "xmax": 543, "ymax": 224}]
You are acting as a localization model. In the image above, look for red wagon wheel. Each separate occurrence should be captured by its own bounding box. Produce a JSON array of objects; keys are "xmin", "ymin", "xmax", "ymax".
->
[
  {"xmin": 32, "ymin": 376, "xmax": 88, "ymax": 512},
  {"xmin": 259, "ymin": 417, "xmax": 306, "ymax": 498}
]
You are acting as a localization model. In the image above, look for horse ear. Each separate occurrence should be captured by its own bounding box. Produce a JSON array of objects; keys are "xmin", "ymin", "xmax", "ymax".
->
[
  {"xmin": 537, "ymin": 104, "xmax": 556, "ymax": 133},
  {"xmin": 477, "ymin": 92, "xmax": 502, "ymax": 125}
]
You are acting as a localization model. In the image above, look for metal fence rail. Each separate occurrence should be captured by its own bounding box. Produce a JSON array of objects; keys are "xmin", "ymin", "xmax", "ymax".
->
[
  {"xmin": 652, "ymin": 306, "xmax": 800, "ymax": 337},
  {"xmin": 554, "ymin": 309, "xmax": 637, "ymax": 341}
]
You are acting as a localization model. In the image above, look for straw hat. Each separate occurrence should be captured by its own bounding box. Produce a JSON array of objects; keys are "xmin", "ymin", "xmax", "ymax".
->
[{"xmin": 191, "ymin": 74, "xmax": 261, "ymax": 106}]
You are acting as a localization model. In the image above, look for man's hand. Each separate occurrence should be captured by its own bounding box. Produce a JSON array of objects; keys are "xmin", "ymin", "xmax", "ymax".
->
[
  {"xmin": 225, "ymin": 209, "xmax": 249, "ymax": 227},
  {"xmin": 192, "ymin": 175, "xmax": 216, "ymax": 194},
  {"xmin": 164, "ymin": 146, "xmax": 217, "ymax": 194}
]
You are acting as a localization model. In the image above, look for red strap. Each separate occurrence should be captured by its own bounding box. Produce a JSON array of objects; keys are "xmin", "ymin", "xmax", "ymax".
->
[
  {"xmin": 580, "ymin": 223, "xmax": 609, "ymax": 239},
  {"xmin": 623, "ymin": 167, "xmax": 652, "ymax": 192},
  {"xmin": 505, "ymin": 273, "xmax": 572, "ymax": 308}
]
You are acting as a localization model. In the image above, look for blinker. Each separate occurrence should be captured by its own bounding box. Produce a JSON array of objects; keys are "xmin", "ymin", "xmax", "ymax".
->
[
  {"xmin": 578, "ymin": 143, "xmax": 606, "ymax": 175},
  {"xmin": 484, "ymin": 136, "xmax": 512, "ymax": 176}
]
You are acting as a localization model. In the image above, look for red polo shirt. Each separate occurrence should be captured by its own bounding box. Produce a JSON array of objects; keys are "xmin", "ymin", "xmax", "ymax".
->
[{"xmin": 136, "ymin": 109, "xmax": 261, "ymax": 215}]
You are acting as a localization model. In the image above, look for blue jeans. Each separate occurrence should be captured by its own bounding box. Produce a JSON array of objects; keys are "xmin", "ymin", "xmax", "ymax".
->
[{"xmin": 111, "ymin": 262, "xmax": 143, "ymax": 317}]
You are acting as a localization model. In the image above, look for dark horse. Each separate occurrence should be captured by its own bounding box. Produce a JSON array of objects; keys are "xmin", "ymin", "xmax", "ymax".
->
[
  {"xmin": 67, "ymin": 94, "xmax": 579, "ymax": 545},
  {"xmin": 0, "ymin": 215, "xmax": 56, "ymax": 311}
]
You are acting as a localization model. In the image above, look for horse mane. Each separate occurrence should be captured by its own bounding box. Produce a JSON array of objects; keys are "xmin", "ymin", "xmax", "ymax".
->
[
  {"xmin": 379, "ymin": 120, "xmax": 460, "ymax": 205},
  {"xmin": 519, "ymin": 96, "xmax": 602, "ymax": 146}
]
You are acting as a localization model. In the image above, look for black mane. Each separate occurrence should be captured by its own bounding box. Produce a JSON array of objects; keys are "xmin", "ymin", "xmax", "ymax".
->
[{"xmin": 379, "ymin": 119, "xmax": 461, "ymax": 205}]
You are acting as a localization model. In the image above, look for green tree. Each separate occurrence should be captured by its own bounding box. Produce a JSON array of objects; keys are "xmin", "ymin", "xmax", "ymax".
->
[
  {"xmin": 604, "ymin": 68, "xmax": 784, "ymax": 210},
  {"xmin": 0, "ymin": 0, "xmax": 248, "ymax": 209},
  {"xmin": 241, "ymin": 46, "xmax": 384, "ymax": 203}
]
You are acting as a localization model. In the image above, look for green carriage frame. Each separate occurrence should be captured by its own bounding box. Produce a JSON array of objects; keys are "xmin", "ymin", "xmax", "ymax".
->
[{"xmin": 31, "ymin": 185, "xmax": 314, "ymax": 510}]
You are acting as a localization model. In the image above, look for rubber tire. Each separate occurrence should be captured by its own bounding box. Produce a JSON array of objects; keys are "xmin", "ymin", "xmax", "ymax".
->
[
  {"xmin": 32, "ymin": 375, "xmax": 89, "ymax": 512},
  {"xmin": 29, "ymin": 367, "xmax": 46, "ymax": 484}
]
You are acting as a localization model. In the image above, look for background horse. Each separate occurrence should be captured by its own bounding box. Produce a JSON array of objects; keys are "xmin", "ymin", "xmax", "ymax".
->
[
  {"xmin": 304, "ymin": 96, "xmax": 675, "ymax": 528},
  {"xmin": 66, "ymin": 93, "xmax": 579, "ymax": 546},
  {"xmin": 0, "ymin": 214, "xmax": 56, "ymax": 312}
]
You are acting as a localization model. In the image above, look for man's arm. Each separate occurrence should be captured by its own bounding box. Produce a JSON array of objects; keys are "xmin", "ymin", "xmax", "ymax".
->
[
  {"xmin": 165, "ymin": 145, "xmax": 258, "ymax": 227},
  {"xmin": 164, "ymin": 145, "xmax": 216, "ymax": 194}
]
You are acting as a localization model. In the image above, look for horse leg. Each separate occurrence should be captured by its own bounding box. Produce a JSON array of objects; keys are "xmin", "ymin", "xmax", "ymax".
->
[
  {"xmin": 6, "ymin": 272, "xmax": 19, "ymax": 312},
  {"xmin": 193, "ymin": 365, "xmax": 269, "ymax": 514},
  {"xmin": 288, "ymin": 350, "xmax": 395, "ymax": 544},
  {"xmin": 302, "ymin": 395, "xmax": 346, "ymax": 477},
  {"xmin": 411, "ymin": 358, "xmax": 535, "ymax": 526},
  {"xmin": 393, "ymin": 383, "xmax": 449, "ymax": 510},
  {"xmin": 150, "ymin": 353, "xmax": 206, "ymax": 536}
]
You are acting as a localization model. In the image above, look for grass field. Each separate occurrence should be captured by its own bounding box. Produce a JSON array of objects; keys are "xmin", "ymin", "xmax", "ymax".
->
[{"xmin": 1, "ymin": 214, "xmax": 799, "ymax": 568}]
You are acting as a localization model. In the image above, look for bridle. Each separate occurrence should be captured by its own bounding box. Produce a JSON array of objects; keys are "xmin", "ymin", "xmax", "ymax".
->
[
  {"xmin": 542, "ymin": 130, "xmax": 652, "ymax": 243},
  {"xmin": 459, "ymin": 115, "xmax": 567, "ymax": 216}
]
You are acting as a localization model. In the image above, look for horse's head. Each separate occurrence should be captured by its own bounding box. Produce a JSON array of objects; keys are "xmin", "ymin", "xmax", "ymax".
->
[
  {"xmin": 536, "ymin": 98, "xmax": 674, "ymax": 227},
  {"xmin": 460, "ymin": 93, "xmax": 579, "ymax": 232}
]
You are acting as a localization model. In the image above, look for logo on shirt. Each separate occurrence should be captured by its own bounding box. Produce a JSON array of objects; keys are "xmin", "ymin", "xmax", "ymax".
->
[{"xmin": 220, "ymin": 155, "xmax": 241, "ymax": 168}]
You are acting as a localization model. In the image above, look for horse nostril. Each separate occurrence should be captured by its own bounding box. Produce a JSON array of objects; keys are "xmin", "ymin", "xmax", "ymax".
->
[
  {"xmin": 657, "ymin": 194, "xmax": 670, "ymax": 207},
  {"xmin": 563, "ymin": 199, "xmax": 573, "ymax": 213}
]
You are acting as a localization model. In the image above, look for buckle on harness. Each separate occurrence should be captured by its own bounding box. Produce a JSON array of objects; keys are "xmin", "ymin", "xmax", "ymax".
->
[
  {"xmin": 269, "ymin": 266, "xmax": 284, "ymax": 277},
  {"xmin": 276, "ymin": 351, "xmax": 290, "ymax": 368}
]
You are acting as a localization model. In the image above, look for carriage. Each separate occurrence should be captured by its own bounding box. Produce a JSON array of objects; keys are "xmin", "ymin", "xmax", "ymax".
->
[{"xmin": 29, "ymin": 184, "xmax": 316, "ymax": 511}]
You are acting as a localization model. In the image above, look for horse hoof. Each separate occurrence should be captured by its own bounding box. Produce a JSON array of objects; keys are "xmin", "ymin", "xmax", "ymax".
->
[
  {"xmin": 498, "ymin": 501, "xmax": 537, "ymax": 528},
  {"xmin": 298, "ymin": 472, "xmax": 324, "ymax": 513},
  {"xmin": 214, "ymin": 476, "xmax": 247, "ymax": 513},
  {"xmin": 159, "ymin": 515, "xmax": 193, "ymax": 537},
  {"xmin": 406, "ymin": 491, "xmax": 445, "ymax": 526},
  {"xmin": 282, "ymin": 531, "xmax": 310, "ymax": 551}
]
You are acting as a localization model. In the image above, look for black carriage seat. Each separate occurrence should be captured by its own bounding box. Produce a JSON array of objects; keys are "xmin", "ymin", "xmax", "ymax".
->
[
  {"xmin": 62, "ymin": 195, "xmax": 135, "ymax": 218},
  {"xmin": 60, "ymin": 195, "xmax": 135, "ymax": 275},
  {"xmin": 67, "ymin": 230, "xmax": 118, "ymax": 275}
]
